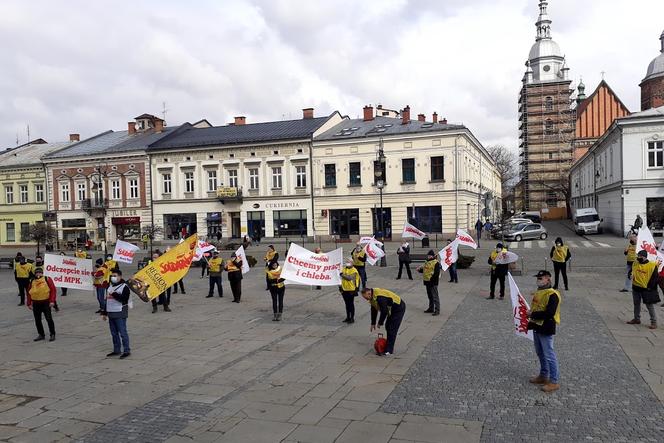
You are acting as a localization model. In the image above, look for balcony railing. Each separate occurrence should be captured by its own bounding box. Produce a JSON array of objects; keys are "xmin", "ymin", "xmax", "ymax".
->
[
  {"xmin": 81, "ymin": 198, "xmax": 108, "ymax": 210},
  {"xmin": 216, "ymin": 187, "xmax": 243, "ymax": 203}
]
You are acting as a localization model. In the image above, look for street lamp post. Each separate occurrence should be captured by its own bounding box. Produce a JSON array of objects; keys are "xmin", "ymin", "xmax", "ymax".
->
[
  {"xmin": 91, "ymin": 164, "xmax": 108, "ymax": 256},
  {"xmin": 376, "ymin": 140, "xmax": 387, "ymax": 267}
]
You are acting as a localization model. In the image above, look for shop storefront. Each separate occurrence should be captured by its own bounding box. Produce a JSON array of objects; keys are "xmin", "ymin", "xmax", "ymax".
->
[
  {"xmin": 247, "ymin": 211, "xmax": 265, "ymax": 240},
  {"xmin": 330, "ymin": 209, "xmax": 359, "ymax": 238},
  {"xmin": 112, "ymin": 216, "xmax": 141, "ymax": 241},
  {"xmin": 273, "ymin": 209, "xmax": 307, "ymax": 237},
  {"xmin": 164, "ymin": 213, "xmax": 197, "ymax": 239},
  {"xmin": 206, "ymin": 212, "xmax": 223, "ymax": 238}
]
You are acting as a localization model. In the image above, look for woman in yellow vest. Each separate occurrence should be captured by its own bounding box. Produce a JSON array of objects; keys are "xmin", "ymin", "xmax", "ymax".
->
[
  {"xmin": 361, "ymin": 287, "xmax": 406, "ymax": 356},
  {"xmin": 264, "ymin": 245, "xmax": 279, "ymax": 291},
  {"xmin": 549, "ymin": 237, "xmax": 571, "ymax": 291},
  {"xmin": 26, "ymin": 267, "xmax": 57, "ymax": 342},
  {"xmin": 352, "ymin": 243, "xmax": 368, "ymax": 289},
  {"xmin": 225, "ymin": 253, "xmax": 244, "ymax": 303},
  {"xmin": 266, "ymin": 261, "xmax": 285, "ymax": 321},
  {"xmin": 626, "ymin": 250, "xmax": 660, "ymax": 329},
  {"xmin": 620, "ymin": 235, "xmax": 638, "ymax": 292},
  {"xmin": 527, "ymin": 270, "xmax": 561, "ymax": 393},
  {"xmin": 417, "ymin": 250, "xmax": 441, "ymax": 315},
  {"xmin": 339, "ymin": 260, "xmax": 361, "ymax": 323},
  {"xmin": 14, "ymin": 255, "xmax": 33, "ymax": 306}
]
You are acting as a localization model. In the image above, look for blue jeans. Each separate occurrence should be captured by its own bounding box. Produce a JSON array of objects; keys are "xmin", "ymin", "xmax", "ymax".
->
[
  {"xmin": 448, "ymin": 263, "xmax": 458, "ymax": 282},
  {"xmin": 533, "ymin": 332, "xmax": 559, "ymax": 383},
  {"xmin": 96, "ymin": 287, "xmax": 107, "ymax": 310},
  {"xmin": 108, "ymin": 317, "xmax": 130, "ymax": 353},
  {"xmin": 357, "ymin": 267, "xmax": 367, "ymax": 289}
]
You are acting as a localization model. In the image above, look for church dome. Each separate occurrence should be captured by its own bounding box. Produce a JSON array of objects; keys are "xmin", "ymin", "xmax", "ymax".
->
[
  {"xmin": 643, "ymin": 30, "xmax": 664, "ymax": 81},
  {"xmin": 529, "ymin": 38, "xmax": 562, "ymax": 61}
]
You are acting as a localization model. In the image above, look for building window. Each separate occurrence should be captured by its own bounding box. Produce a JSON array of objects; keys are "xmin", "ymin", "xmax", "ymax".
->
[
  {"xmin": 349, "ymin": 162, "xmax": 361, "ymax": 186},
  {"xmin": 35, "ymin": 183, "xmax": 44, "ymax": 203},
  {"xmin": 129, "ymin": 178, "xmax": 139, "ymax": 199},
  {"xmin": 545, "ymin": 119, "xmax": 554, "ymax": 135},
  {"xmin": 273, "ymin": 210, "xmax": 307, "ymax": 237},
  {"xmin": 228, "ymin": 170, "xmax": 238, "ymax": 188},
  {"xmin": 60, "ymin": 183, "xmax": 69, "ymax": 202},
  {"xmin": 402, "ymin": 158, "xmax": 415, "ymax": 183},
  {"xmin": 545, "ymin": 96, "xmax": 553, "ymax": 111},
  {"xmin": 20, "ymin": 222, "xmax": 29, "ymax": 242},
  {"xmin": 324, "ymin": 164, "xmax": 336, "ymax": 187},
  {"xmin": 162, "ymin": 174, "xmax": 171, "ymax": 194},
  {"xmin": 110, "ymin": 180, "xmax": 121, "ymax": 199},
  {"xmin": 407, "ymin": 206, "xmax": 442, "ymax": 233},
  {"xmin": 184, "ymin": 171, "xmax": 194, "ymax": 193},
  {"xmin": 207, "ymin": 170, "xmax": 218, "ymax": 192},
  {"xmin": 431, "ymin": 156, "xmax": 445, "ymax": 181},
  {"xmin": 19, "ymin": 185, "xmax": 28, "ymax": 203},
  {"xmin": 647, "ymin": 141, "xmax": 664, "ymax": 168},
  {"xmin": 249, "ymin": 168, "xmax": 259, "ymax": 190},
  {"xmin": 295, "ymin": 165, "xmax": 306, "ymax": 188},
  {"xmin": 272, "ymin": 167, "xmax": 282, "ymax": 189},
  {"xmin": 329, "ymin": 209, "xmax": 359, "ymax": 237},
  {"xmin": 6, "ymin": 223, "xmax": 15, "ymax": 242},
  {"xmin": 77, "ymin": 183, "xmax": 86, "ymax": 201},
  {"xmin": 5, "ymin": 185, "xmax": 13, "ymax": 204}
]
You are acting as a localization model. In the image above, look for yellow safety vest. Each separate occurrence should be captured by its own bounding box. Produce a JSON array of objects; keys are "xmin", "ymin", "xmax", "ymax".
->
[
  {"xmin": 632, "ymin": 260, "xmax": 657, "ymax": 289},
  {"xmin": 208, "ymin": 257, "xmax": 222, "ymax": 273},
  {"xmin": 552, "ymin": 245, "xmax": 568, "ymax": 263},
  {"xmin": 369, "ymin": 288, "xmax": 402, "ymax": 311},
  {"xmin": 352, "ymin": 249, "xmax": 366, "ymax": 267},
  {"xmin": 423, "ymin": 258, "xmax": 439, "ymax": 282},
  {"xmin": 266, "ymin": 267, "xmax": 284, "ymax": 288},
  {"xmin": 226, "ymin": 259, "xmax": 240, "ymax": 272},
  {"xmin": 625, "ymin": 244, "xmax": 637, "ymax": 263},
  {"xmin": 75, "ymin": 251, "xmax": 87, "ymax": 258},
  {"xmin": 104, "ymin": 259, "xmax": 117, "ymax": 271},
  {"xmin": 530, "ymin": 288, "xmax": 561, "ymax": 326},
  {"xmin": 340, "ymin": 266, "xmax": 360, "ymax": 291},
  {"xmin": 15, "ymin": 262, "xmax": 32, "ymax": 278},
  {"xmin": 264, "ymin": 250, "xmax": 276, "ymax": 262},
  {"xmin": 29, "ymin": 277, "xmax": 51, "ymax": 301},
  {"xmin": 489, "ymin": 250, "xmax": 499, "ymax": 270}
]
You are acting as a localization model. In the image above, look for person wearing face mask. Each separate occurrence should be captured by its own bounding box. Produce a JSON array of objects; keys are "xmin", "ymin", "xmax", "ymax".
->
[
  {"xmin": 149, "ymin": 252, "xmax": 171, "ymax": 313},
  {"xmin": 13, "ymin": 252, "xmax": 24, "ymax": 301},
  {"xmin": 626, "ymin": 250, "xmax": 660, "ymax": 329},
  {"xmin": 446, "ymin": 239, "xmax": 459, "ymax": 283},
  {"xmin": 93, "ymin": 258, "xmax": 110, "ymax": 314},
  {"xmin": 266, "ymin": 261, "xmax": 286, "ymax": 321},
  {"xmin": 396, "ymin": 242, "xmax": 412, "ymax": 280},
  {"xmin": 361, "ymin": 287, "xmax": 406, "ymax": 356},
  {"xmin": 620, "ymin": 235, "xmax": 638, "ymax": 292},
  {"xmin": 527, "ymin": 270, "xmax": 561, "ymax": 393},
  {"xmin": 26, "ymin": 267, "xmax": 57, "ymax": 342},
  {"xmin": 104, "ymin": 254, "xmax": 118, "ymax": 273},
  {"xmin": 352, "ymin": 242, "xmax": 368, "ymax": 290},
  {"xmin": 487, "ymin": 243, "xmax": 508, "ymax": 300},
  {"xmin": 14, "ymin": 254, "xmax": 33, "ymax": 306},
  {"xmin": 102, "ymin": 269, "xmax": 131, "ymax": 359},
  {"xmin": 417, "ymin": 250, "xmax": 441, "ymax": 316},
  {"xmin": 58, "ymin": 252, "xmax": 68, "ymax": 297},
  {"xmin": 225, "ymin": 253, "xmax": 244, "ymax": 303},
  {"xmin": 264, "ymin": 245, "xmax": 279, "ymax": 290},
  {"xmin": 549, "ymin": 237, "xmax": 571, "ymax": 291},
  {"xmin": 206, "ymin": 251, "xmax": 223, "ymax": 298},
  {"xmin": 31, "ymin": 255, "xmax": 58, "ymax": 312},
  {"xmin": 339, "ymin": 260, "xmax": 360, "ymax": 323}
]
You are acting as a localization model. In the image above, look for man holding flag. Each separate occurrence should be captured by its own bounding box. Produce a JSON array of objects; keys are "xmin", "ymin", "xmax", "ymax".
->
[{"xmin": 352, "ymin": 242, "xmax": 368, "ymax": 289}]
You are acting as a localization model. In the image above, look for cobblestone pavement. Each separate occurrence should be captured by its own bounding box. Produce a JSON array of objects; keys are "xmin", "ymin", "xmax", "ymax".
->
[{"xmin": 382, "ymin": 276, "xmax": 664, "ymax": 442}]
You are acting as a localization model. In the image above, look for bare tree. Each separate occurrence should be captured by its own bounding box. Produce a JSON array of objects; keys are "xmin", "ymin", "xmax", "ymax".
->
[
  {"xmin": 29, "ymin": 223, "xmax": 57, "ymax": 256},
  {"xmin": 141, "ymin": 224, "xmax": 163, "ymax": 255},
  {"xmin": 487, "ymin": 145, "xmax": 518, "ymax": 189}
]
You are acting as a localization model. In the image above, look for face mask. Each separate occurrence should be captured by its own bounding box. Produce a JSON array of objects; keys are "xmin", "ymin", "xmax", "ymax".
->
[
  {"xmin": 106, "ymin": 256, "xmax": 112, "ymax": 261},
  {"xmin": 496, "ymin": 248, "xmax": 502, "ymax": 253},
  {"xmin": 555, "ymin": 243, "xmax": 561, "ymax": 247},
  {"xmin": 637, "ymin": 258, "xmax": 647, "ymax": 264},
  {"xmin": 35, "ymin": 274, "xmax": 43, "ymax": 279},
  {"xmin": 36, "ymin": 259, "xmax": 43, "ymax": 263},
  {"xmin": 110, "ymin": 276, "xmax": 119, "ymax": 284}
]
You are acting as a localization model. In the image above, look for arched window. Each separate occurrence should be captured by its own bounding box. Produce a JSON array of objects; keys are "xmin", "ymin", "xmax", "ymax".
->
[
  {"xmin": 545, "ymin": 119, "xmax": 554, "ymax": 135},
  {"xmin": 545, "ymin": 96, "xmax": 553, "ymax": 111}
]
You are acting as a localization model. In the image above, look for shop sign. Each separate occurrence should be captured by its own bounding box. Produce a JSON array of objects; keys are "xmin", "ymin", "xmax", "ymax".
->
[
  {"xmin": 42, "ymin": 211, "xmax": 57, "ymax": 222},
  {"xmin": 264, "ymin": 201, "xmax": 302, "ymax": 209},
  {"xmin": 112, "ymin": 217, "xmax": 140, "ymax": 225},
  {"xmin": 108, "ymin": 209, "xmax": 138, "ymax": 217}
]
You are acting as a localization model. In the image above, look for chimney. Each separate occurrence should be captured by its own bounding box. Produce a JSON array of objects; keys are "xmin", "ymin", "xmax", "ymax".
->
[
  {"xmin": 401, "ymin": 105, "xmax": 411, "ymax": 124},
  {"xmin": 69, "ymin": 133, "xmax": 80, "ymax": 142},
  {"xmin": 154, "ymin": 119, "xmax": 164, "ymax": 133},
  {"xmin": 440, "ymin": 118, "xmax": 448, "ymax": 124},
  {"xmin": 234, "ymin": 116, "xmax": 246, "ymax": 126},
  {"xmin": 302, "ymin": 108, "xmax": 314, "ymax": 119},
  {"xmin": 417, "ymin": 113, "xmax": 425, "ymax": 122},
  {"xmin": 363, "ymin": 105, "xmax": 374, "ymax": 121},
  {"xmin": 432, "ymin": 112, "xmax": 438, "ymax": 123},
  {"xmin": 128, "ymin": 122, "xmax": 136, "ymax": 134}
]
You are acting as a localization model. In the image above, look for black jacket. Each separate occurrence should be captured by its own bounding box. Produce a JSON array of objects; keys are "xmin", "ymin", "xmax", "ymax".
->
[
  {"xmin": 488, "ymin": 256, "xmax": 509, "ymax": 277},
  {"xmin": 528, "ymin": 290, "xmax": 559, "ymax": 335},
  {"xmin": 397, "ymin": 245, "xmax": 411, "ymax": 263}
]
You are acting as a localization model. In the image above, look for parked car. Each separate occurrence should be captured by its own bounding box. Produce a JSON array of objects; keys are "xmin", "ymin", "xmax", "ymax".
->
[
  {"xmin": 514, "ymin": 211, "xmax": 542, "ymax": 223},
  {"xmin": 504, "ymin": 223, "xmax": 548, "ymax": 241},
  {"xmin": 508, "ymin": 217, "xmax": 535, "ymax": 225},
  {"xmin": 491, "ymin": 220, "xmax": 532, "ymax": 239}
]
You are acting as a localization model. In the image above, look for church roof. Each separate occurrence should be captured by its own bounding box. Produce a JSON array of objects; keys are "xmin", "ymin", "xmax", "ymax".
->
[
  {"xmin": 575, "ymin": 80, "xmax": 630, "ymax": 140},
  {"xmin": 642, "ymin": 30, "xmax": 664, "ymax": 82}
]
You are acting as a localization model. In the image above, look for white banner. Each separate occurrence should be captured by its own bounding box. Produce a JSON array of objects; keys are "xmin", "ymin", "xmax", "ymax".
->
[
  {"xmin": 495, "ymin": 250, "xmax": 519, "ymax": 265},
  {"xmin": 235, "ymin": 245, "xmax": 250, "ymax": 274},
  {"xmin": 456, "ymin": 229, "xmax": 478, "ymax": 249},
  {"xmin": 44, "ymin": 253, "xmax": 93, "ymax": 290},
  {"xmin": 402, "ymin": 221, "xmax": 426, "ymax": 240},
  {"xmin": 637, "ymin": 226, "xmax": 664, "ymax": 271},
  {"xmin": 359, "ymin": 236, "xmax": 383, "ymax": 247},
  {"xmin": 193, "ymin": 240, "xmax": 217, "ymax": 262},
  {"xmin": 438, "ymin": 240, "xmax": 459, "ymax": 271},
  {"xmin": 113, "ymin": 240, "xmax": 140, "ymax": 264},
  {"xmin": 508, "ymin": 273, "xmax": 533, "ymax": 341},
  {"xmin": 364, "ymin": 241, "xmax": 385, "ymax": 266},
  {"xmin": 282, "ymin": 243, "xmax": 342, "ymax": 286}
]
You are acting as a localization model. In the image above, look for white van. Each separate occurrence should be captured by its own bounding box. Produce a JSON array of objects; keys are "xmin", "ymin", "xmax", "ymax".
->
[{"xmin": 573, "ymin": 208, "xmax": 603, "ymax": 235}]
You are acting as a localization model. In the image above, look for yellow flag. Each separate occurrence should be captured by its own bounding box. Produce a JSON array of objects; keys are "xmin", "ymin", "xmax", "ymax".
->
[{"xmin": 127, "ymin": 234, "xmax": 198, "ymax": 301}]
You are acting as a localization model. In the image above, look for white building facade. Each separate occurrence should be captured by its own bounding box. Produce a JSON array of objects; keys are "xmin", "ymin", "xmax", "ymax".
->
[{"xmin": 570, "ymin": 106, "xmax": 664, "ymax": 235}]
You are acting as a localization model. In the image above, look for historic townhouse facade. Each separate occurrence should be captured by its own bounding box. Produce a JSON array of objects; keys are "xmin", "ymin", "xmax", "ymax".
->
[
  {"xmin": 311, "ymin": 105, "xmax": 501, "ymax": 239},
  {"xmin": 147, "ymin": 109, "xmax": 343, "ymax": 240}
]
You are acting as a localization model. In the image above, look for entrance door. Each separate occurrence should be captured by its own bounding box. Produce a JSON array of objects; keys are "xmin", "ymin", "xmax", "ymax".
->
[
  {"xmin": 230, "ymin": 212, "xmax": 241, "ymax": 239},
  {"xmin": 329, "ymin": 209, "xmax": 359, "ymax": 238},
  {"xmin": 247, "ymin": 211, "xmax": 265, "ymax": 240},
  {"xmin": 371, "ymin": 207, "xmax": 392, "ymax": 240}
]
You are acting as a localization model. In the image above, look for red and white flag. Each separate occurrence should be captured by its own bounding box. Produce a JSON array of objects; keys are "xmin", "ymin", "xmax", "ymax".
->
[
  {"xmin": 364, "ymin": 241, "xmax": 385, "ymax": 266},
  {"xmin": 637, "ymin": 226, "xmax": 664, "ymax": 271},
  {"xmin": 113, "ymin": 240, "xmax": 140, "ymax": 264},
  {"xmin": 456, "ymin": 229, "xmax": 478, "ymax": 249},
  {"xmin": 193, "ymin": 240, "xmax": 217, "ymax": 262},
  {"xmin": 234, "ymin": 245, "xmax": 250, "ymax": 274},
  {"xmin": 508, "ymin": 273, "xmax": 533, "ymax": 341},
  {"xmin": 359, "ymin": 236, "xmax": 384, "ymax": 247},
  {"xmin": 495, "ymin": 250, "xmax": 519, "ymax": 265},
  {"xmin": 402, "ymin": 221, "xmax": 426, "ymax": 240},
  {"xmin": 438, "ymin": 240, "xmax": 459, "ymax": 271}
]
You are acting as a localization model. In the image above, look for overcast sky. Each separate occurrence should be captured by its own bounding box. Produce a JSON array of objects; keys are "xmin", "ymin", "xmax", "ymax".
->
[{"xmin": 1, "ymin": 0, "xmax": 662, "ymax": 151}]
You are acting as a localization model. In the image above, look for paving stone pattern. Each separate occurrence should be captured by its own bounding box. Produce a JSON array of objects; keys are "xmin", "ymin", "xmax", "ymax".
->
[{"xmin": 382, "ymin": 283, "xmax": 664, "ymax": 442}]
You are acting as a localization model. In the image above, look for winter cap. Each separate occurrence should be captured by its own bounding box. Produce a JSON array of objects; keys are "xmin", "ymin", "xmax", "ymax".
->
[
  {"xmin": 534, "ymin": 270, "xmax": 551, "ymax": 278},
  {"xmin": 637, "ymin": 250, "xmax": 648, "ymax": 258}
]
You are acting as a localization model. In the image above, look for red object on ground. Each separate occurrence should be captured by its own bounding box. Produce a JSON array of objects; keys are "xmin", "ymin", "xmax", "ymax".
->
[{"xmin": 374, "ymin": 333, "xmax": 387, "ymax": 355}]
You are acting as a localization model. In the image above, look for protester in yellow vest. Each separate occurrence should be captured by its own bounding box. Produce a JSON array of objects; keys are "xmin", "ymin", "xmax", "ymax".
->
[
  {"xmin": 361, "ymin": 287, "xmax": 406, "ymax": 356},
  {"xmin": 206, "ymin": 251, "xmax": 223, "ymax": 298},
  {"xmin": 352, "ymin": 243, "xmax": 368, "ymax": 289},
  {"xmin": 104, "ymin": 254, "xmax": 118, "ymax": 273},
  {"xmin": 14, "ymin": 255, "xmax": 33, "ymax": 306},
  {"xmin": 225, "ymin": 253, "xmax": 244, "ymax": 303},
  {"xmin": 549, "ymin": 237, "xmax": 572, "ymax": 291},
  {"xmin": 339, "ymin": 260, "xmax": 361, "ymax": 323},
  {"xmin": 488, "ymin": 243, "xmax": 508, "ymax": 299},
  {"xmin": 527, "ymin": 270, "xmax": 561, "ymax": 393},
  {"xmin": 264, "ymin": 245, "xmax": 279, "ymax": 291},
  {"xmin": 26, "ymin": 267, "xmax": 57, "ymax": 342},
  {"xmin": 417, "ymin": 250, "xmax": 441, "ymax": 316},
  {"xmin": 75, "ymin": 249, "xmax": 87, "ymax": 259},
  {"xmin": 626, "ymin": 250, "xmax": 660, "ymax": 329},
  {"xmin": 266, "ymin": 261, "xmax": 285, "ymax": 321},
  {"xmin": 621, "ymin": 235, "xmax": 638, "ymax": 292}
]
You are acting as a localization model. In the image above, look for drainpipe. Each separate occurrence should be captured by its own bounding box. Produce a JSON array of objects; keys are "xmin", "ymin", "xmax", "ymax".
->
[
  {"xmin": 455, "ymin": 136, "xmax": 459, "ymax": 232},
  {"xmin": 148, "ymin": 153, "xmax": 155, "ymax": 254},
  {"xmin": 308, "ymin": 137, "xmax": 316, "ymax": 242}
]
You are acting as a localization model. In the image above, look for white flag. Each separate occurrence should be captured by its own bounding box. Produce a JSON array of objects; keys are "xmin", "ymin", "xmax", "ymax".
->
[
  {"xmin": 113, "ymin": 240, "xmax": 140, "ymax": 264},
  {"xmin": 456, "ymin": 229, "xmax": 478, "ymax": 249},
  {"xmin": 364, "ymin": 241, "xmax": 385, "ymax": 266},
  {"xmin": 402, "ymin": 221, "xmax": 426, "ymax": 240},
  {"xmin": 508, "ymin": 273, "xmax": 533, "ymax": 341},
  {"xmin": 637, "ymin": 226, "xmax": 664, "ymax": 271},
  {"xmin": 235, "ymin": 245, "xmax": 250, "ymax": 274},
  {"xmin": 495, "ymin": 250, "xmax": 519, "ymax": 265},
  {"xmin": 359, "ymin": 236, "xmax": 384, "ymax": 247},
  {"xmin": 193, "ymin": 240, "xmax": 217, "ymax": 262},
  {"xmin": 438, "ymin": 240, "xmax": 459, "ymax": 271},
  {"xmin": 281, "ymin": 243, "xmax": 342, "ymax": 286}
]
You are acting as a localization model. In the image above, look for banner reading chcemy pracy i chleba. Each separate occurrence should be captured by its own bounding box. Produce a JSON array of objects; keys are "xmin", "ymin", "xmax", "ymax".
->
[
  {"xmin": 281, "ymin": 243, "xmax": 342, "ymax": 286},
  {"xmin": 127, "ymin": 234, "xmax": 198, "ymax": 302}
]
